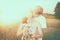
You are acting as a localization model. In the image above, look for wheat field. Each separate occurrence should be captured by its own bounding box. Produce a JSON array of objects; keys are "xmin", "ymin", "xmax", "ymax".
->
[{"xmin": 0, "ymin": 14, "xmax": 60, "ymax": 40}]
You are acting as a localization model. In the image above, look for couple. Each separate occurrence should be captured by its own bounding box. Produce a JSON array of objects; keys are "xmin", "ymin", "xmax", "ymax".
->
[{"xmin": 17, "ymin": 6, "xmax": 47, "ymax": 40}]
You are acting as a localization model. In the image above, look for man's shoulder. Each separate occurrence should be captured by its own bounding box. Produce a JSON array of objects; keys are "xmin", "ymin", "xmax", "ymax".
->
[
  {"xmin": 40, "ymin": 15, "xmax": 45, "ymax": 18},
  {"xmin": 38, "ymin": 15, "xmax": 46, "ymax": 20}
]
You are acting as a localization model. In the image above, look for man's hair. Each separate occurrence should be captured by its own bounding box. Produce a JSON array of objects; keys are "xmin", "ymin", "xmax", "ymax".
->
[{"xmin": 31, "ymin": 5, "xmax": 43, "ymax": 13}]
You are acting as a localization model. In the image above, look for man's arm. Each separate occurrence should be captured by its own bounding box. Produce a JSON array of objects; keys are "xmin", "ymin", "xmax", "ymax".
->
[
  {"xmin": 40, "ymin": 16, "xmax": 47, "ymax": 33},
  {"xmin": 31, "ymin": 24, "xmax": 43, "ymax": 38}
]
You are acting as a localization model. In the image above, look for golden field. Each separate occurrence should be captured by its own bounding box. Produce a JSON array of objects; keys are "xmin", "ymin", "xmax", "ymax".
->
[{"xmin": 0, "ymin": 14, "xmax": 60, "ymax": 40}]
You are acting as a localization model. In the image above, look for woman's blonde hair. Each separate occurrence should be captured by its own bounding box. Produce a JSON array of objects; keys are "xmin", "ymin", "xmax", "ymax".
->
[{"xmin": 22, "ymin": 16, "xmax": 28, "ymax": 23}]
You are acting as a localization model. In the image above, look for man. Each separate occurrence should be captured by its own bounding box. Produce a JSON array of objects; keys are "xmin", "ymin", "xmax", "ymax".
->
[{"xmin": 27, "ymin": 6, "xmax": 47, "ymax": 40}]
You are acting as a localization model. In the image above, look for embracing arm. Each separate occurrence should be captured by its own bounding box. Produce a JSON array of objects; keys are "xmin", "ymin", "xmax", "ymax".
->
[
  {"xmin": 31, "ymin": 25, "xmax": 43, "ymax": 38},
  {"xmin": 17, "ymin": 24, "xmax": 23, "ymax": 37}
]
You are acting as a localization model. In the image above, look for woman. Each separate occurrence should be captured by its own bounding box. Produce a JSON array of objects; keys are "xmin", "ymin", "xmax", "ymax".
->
[{"xmin": 17, "ymin": 17, "xmax": 30, "ymax": 40}]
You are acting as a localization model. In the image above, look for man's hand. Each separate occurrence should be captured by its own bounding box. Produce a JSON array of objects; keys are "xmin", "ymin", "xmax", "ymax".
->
[{"xmin": 31, "ymin": 33, "xmax": 43, "ymax": 38}]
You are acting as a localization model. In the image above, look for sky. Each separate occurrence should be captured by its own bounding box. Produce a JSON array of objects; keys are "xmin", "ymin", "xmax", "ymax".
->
[{"xmin": 0, "ymin": 0, "xmax": 60, "ymax": 24}]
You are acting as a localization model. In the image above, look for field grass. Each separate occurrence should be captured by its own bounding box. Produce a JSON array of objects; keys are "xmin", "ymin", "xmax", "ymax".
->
[{"xmin": 0, "ymin": 14, "xmax": 60, "ymax": 40}]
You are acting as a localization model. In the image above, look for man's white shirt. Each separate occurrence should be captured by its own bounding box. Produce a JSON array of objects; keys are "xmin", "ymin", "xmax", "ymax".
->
[{"xmin": 28, "ymin": 15, "xmax": 47, "ymax": 29}]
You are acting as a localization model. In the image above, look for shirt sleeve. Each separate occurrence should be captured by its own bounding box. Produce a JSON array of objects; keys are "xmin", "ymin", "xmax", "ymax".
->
[{"xmin": 38, "ymin": 16, "xmax": 47, "ymax": 28}]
